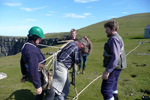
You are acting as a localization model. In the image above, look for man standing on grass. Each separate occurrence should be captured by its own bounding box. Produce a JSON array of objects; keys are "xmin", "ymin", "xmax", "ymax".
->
[
  {"xmin": 20, "ymin": 26, "xmax": 54, "ymax": 100},
  {"xmin": 69, "ymin": 28, "xmax": 78, "ymax": 40},
  {"xmin": 101, "ymin": 20, "xmax": 127, "ymax": 100},
  {"xmin": 78, "ymin": 36, "xmax": 92, "ymax": 74}
]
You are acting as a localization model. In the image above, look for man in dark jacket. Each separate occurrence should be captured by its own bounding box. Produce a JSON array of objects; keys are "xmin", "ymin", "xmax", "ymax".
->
[{"xmin": 20, "ymin": 26, "xmax": 54, "ymax": 100}]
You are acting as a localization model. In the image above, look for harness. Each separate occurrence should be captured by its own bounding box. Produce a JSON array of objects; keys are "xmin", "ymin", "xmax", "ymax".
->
[
  {"xmin": 21, "ymin": 42, "xmax": 53, "ymax": 90},
  {"xmin": 21, "ymin": 42, "xmax": 36, "ymax": 50}
]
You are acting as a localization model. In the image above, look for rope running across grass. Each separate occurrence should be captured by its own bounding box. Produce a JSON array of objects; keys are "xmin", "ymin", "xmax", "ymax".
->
[
  {"xmin": 72, "ymin": 41, "xmax": 142, "ymax": 100},
  {"xmin": 38, "ymin": 41, "xmax": 142, "ymax": 100}
]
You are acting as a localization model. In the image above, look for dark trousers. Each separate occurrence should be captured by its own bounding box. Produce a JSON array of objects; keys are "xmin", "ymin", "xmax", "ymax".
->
[
  {"xmin": 101, "ymin": 69, "xmax": 122, "ymax": 100},
  {"xmin": 35, "ymin": 88, "xmax": 55, "ymax": 100}
]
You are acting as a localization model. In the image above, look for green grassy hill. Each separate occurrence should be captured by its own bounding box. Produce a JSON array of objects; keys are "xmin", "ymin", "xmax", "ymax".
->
[{"xmin": 0, "ymin": 13, "xmax": 150, "ymax": 100}]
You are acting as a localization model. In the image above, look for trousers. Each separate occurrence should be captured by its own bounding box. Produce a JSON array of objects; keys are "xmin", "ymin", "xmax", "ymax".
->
[
  {"xmin": 79, "ymin": 54, "xmax": 88, "ymax": 69},
  {"xmin": 34, "ymin": 88, "xmax": 55, "ymax": 100},
  {"xmin": 101, "ymin": 69, "xmax": 122, "ymax": 100}
]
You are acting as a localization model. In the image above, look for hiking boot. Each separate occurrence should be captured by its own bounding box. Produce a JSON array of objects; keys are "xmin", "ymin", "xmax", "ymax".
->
[
  {"xmin": 113, "ymin": 94, "xmax": 118, "ymax": 100},
  {"xmin": 82, "ymin": 71, "xmax": 85, "ymax": 74},
  {"xmin": 77, "ymin": 71, "xmax": 80, "ymax": 74}
]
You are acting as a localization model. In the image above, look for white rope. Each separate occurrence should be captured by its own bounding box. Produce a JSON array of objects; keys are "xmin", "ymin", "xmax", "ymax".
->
[
  {"xmin": 74, "ymin": 87, "xmax": 78, "ymax": 100},
  {"xmin": 46, "ymin": 57, "xmax": 53, "ymax": 66},
  {"xmin": 72, "ymin": 41, "xmax": 142, "ymax": 100},
  {"xmin": 38, "ymin": 41, "xmax": 142, "ymax": 100},
  {"xmin": 38, "ymin": 44, "xmax": 60, "ymax": 49},
  {"xmin": 72, "ymin": 75, "xmax": 102, "ymax": 100},
  {"xmin": 39, "ymin": 55, "xmax": 53, "ymax": 64},
  {"xmin": 126, "ymin": 42, "xmax": 141, "ymax": 56}
]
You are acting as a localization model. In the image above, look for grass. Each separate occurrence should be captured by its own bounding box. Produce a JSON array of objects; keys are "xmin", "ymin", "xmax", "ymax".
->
[{"xmin": 0, "ymin": 13, "xmax": 150, "ymax": 100}]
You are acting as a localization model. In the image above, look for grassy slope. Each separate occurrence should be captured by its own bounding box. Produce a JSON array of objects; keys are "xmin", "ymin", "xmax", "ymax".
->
[{"xmin": 0, "ymin": 13, "xmax": 150, "ymax": 100}]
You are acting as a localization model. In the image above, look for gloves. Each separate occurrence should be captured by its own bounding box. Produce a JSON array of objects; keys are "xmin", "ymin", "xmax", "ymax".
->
[{"xmin": 102, "ymin": 70, "xmax": 110, "ymax": 80}]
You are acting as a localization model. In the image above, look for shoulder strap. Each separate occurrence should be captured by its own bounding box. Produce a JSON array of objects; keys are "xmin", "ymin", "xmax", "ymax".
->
[
  {"xmin": 57, "ymin": 43, "xmax": 76, "ymax": 59},
  {"xmin": 21, "ymin": 42, "xmax": 36, "ymax": 50},
  {"xmin": 111, "ymin": 34, "xmax": 124, "ymax": 55}
]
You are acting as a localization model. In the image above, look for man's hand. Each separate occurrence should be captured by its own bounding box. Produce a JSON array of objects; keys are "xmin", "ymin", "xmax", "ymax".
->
[
  {"xmin": 102, "ymin": 70, "xmax": 110, "ymax": 80},
  {"xmin": 36, "ymin": 87, "xmax": 42, "ymax": 95}
]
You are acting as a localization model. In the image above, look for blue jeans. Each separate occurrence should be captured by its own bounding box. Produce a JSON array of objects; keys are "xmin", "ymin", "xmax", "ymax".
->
[
  {"xmin": 79, "ymin": 54, "xmax": 88, "ymax": 69},
  {"xmin": 101, "ymin": 69, "xmax": 122, "ymax": 100}
]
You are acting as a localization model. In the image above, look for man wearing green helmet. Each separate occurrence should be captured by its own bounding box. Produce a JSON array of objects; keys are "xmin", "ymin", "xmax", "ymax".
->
[
  {"xmin": 20, "ymin": 26, "xmax": 54, "ymax": 100},
  {"xmin": 27, "ymin": 26, "xmax": 45, "ymax": 45},
  {"xmin": 28, "ymin": 26, "xmax": 45, "ymax": 39}
]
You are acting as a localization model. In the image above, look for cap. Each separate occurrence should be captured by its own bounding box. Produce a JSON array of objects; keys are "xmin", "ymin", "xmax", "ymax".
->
[{"xmin": 78, "ymin": 38, "xmax": 88, "ymax": 46}]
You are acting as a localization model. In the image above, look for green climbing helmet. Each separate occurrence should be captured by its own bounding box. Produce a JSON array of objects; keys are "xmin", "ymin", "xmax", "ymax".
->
[{"xmin": 28, "ymin": 26, "xmax": 45, "ymax": 38}]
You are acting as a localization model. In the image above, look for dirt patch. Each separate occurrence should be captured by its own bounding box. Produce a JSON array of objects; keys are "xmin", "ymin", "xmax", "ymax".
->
[
  {"xmin": 121, "ymin": 78, "xmax": 130, "ymax": 82},
  {"xmin": 131, "ymin": 74, "xmax": 137, "ymax": 78},
  {"xmin": 136, "ymin": 64, "xmax": 146, "ymax": 67},
  {"xmin": 140, "ymin": 89, "xmax": 150, "ymax": 94},
  {"xmin": 132, "ymin": 62, "xmax": 147, "ymax": 67},
  {"xmin": 132, "ymin": 62, "xmax": 137, "ymax": 64}
]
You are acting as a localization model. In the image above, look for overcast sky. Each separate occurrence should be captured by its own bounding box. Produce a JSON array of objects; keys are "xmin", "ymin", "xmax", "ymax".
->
[{"xmin": 0, "ymin": 0, "xmax": 150, "ymax": 36}]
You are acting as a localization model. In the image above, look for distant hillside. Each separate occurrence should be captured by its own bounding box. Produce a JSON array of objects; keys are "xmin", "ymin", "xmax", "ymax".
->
[
  {"xmin": 1, "ymin": 13, "xmax": 149, "ymax": 57},
  {"xmin": 77, "ymin": 13, "xmax": 150, "ymax": 40},
  {"xmin": 45, "ymin": 13, "xmax": 150, "ymax": 41},
  {"xmin": 45, "ymin": 32, "xmax": 70, "ymax": 39}
]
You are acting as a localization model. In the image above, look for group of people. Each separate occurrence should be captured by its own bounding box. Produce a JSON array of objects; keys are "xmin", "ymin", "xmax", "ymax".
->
[{"xmin": 20, "ymin": 20, "xmax": 127, "ymax": 100}]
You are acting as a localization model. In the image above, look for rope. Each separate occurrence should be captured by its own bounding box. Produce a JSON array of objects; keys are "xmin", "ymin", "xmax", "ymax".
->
[
  {"xmin": 38, "ymin": 44, "xmax": 60, "ymax": 49},
  {"xmin": 72, "ymin": 41, "xmax": 142, "ymax": 100},
  {"xmin": 126, "ymin": 42, "xmax": 141, "ymax": 56},
  {"xmin": 73, "ymin": 86, "xmax": 78, "ymax": 100},
  {"xmin": 72, "ymin": 75, "xmax": 102, "ymax": 100},
  {"xmin": 38, "ymin": 41, "xmax": 142, "ymax": 100},
  {"xmin": 38, "ymin": 40, "xmax": 72, "ymax": 64},
  {"xmin": 40, "ymin": 41, "xmax": 142, "ymax": 65},
  {"xmin": 39, "ymin": 55, "xmax": 53, "ymax": 64},
  {"xmin": 46, "ymin": 58, "xmax": 53, "ymax": 66}
]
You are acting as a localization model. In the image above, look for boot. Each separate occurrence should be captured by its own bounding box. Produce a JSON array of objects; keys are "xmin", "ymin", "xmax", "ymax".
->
[
  {"xmin": 77, "ymin": 68, "xmax": 81, "ymax": 74},
  {"xmin": 82, "ymin": 71, "xmax": 85, "ymax": 74},
  {"xmin": 82, "ymin": 68, "xmax": 85, "ymax": 74},
  {"xmin": 113, "ymin": 94, "xmax": 119, "ymax": 100}
]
